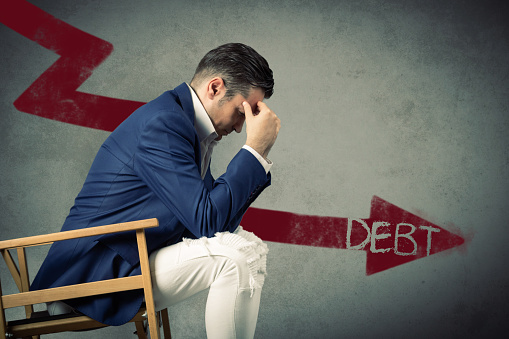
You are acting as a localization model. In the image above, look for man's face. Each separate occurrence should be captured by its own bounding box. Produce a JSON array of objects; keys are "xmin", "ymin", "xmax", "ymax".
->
[{"xmin": 207, "ymin": 87, "xmax": 264, "ymax": 140}]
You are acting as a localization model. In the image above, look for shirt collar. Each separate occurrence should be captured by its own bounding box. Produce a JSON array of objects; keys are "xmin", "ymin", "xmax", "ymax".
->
[{"xmin": 187, "ymin": 83, "xmax": 218, "ymax": 144}]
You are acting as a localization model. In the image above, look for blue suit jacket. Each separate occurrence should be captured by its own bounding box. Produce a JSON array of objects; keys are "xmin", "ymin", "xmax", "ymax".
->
[{"xmin": 30, "ymin": 83, "xmax": 271, "ymax": 325}]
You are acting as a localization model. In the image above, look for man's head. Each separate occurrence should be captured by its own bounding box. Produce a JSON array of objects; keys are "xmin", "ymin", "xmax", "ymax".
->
[
  {"xmin": 191, "ymin": 43, "xmax": 274, "ymax": 100},
  {"xmin": 190, "ymin": 43, "xmax": 274, "ymax": 140}
]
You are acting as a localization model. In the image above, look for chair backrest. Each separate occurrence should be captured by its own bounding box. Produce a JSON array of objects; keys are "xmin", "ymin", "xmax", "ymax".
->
[{"xmin": 0, "ymin": 218, "xmax": 163, "ymax": 339}]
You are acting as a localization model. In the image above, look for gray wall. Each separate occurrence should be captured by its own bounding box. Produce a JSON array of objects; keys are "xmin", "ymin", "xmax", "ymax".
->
[{"xmin": 1, "ymin": 0, "xmax": 508, "ymax": 337}]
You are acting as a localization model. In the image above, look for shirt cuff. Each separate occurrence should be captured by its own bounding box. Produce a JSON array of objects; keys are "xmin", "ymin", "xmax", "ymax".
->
[{"xmin": 242, "ymin": 145, "xmax": 272, "ymax": 174}]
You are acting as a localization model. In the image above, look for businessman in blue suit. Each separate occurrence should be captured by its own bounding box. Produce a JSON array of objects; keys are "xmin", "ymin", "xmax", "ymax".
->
[{"xmin": 31, "ymin": 43, "xmax": 280, "ymax": 338}]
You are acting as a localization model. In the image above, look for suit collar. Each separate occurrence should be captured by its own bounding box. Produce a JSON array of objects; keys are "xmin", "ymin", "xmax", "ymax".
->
[
  {"xmin": 186, "ymin": 83, "xmax": 218, "ymax": 144},
  {"xmin": 174, "ymin": 82, "xmax": 195, "ymax": 124}
]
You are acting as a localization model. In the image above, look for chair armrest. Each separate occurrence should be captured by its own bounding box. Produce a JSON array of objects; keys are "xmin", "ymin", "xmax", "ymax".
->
[{"xmin": 0, "ymin": 218, "xmax": 158, "ymax": 250}]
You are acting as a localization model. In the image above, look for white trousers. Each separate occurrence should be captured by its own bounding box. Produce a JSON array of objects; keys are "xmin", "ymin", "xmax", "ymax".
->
[
  {"xmin": 150, "ymin": 227, "xmax": 268, "ymax": 339},
  {"xmin": 49, "ymin": 227, "xmax": 268, "ymax": 339}
]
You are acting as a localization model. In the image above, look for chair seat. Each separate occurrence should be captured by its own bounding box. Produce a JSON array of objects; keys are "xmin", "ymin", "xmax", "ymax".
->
[
  {"xmin": 6, "ymin": 310, "xmax": 107, "ymax": 337},
  {"xmin": 8, "ymin": 310, "xmax": 82, "ymax": 326},
  {"xmin": 6, "ymin": 308, "xmax": 149, "ymax": 337}
]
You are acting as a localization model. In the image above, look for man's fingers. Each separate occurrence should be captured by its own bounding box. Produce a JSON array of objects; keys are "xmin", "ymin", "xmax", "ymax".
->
[
  {"xmin": 242, "ymin": 101, "xmax": 253, "ymax": 117},
  {"xmin": 256, "ymin": 101, "xmax": 269, "ymax": 112},
  {"xmin": 243, "ymin": 100, "xmax": 280, "ymax": 158},
  {"xmin": 245, "ymin": 101, "xmax": 278, "ymax": 122}
]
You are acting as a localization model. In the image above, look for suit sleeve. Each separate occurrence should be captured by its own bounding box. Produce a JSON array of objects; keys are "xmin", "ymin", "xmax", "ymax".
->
[{"xmin": 133, "ymin": 110, "xmax": 270, "ymax": 238}]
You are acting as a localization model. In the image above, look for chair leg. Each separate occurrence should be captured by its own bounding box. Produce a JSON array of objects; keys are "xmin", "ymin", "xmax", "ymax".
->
[
  {"xmin": 161, "ymin": 309, "xmax": 171, "ymax": 339},
  {"xmin": 134, "ymin": 320, "xmax": 148, "ymax": 339},
  {"xmin": 0, "ymin": 280, "xmax": 8, "ymax": 339},
  {"xmin": 136, "ymin": 229, "xmax": 160, "ymax": 339}
]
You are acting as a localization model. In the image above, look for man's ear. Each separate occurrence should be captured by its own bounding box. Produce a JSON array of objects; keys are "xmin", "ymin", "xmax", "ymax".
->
[{"xmin": 206, "ymin": 77, "xmax": 226, "ymax": 100}]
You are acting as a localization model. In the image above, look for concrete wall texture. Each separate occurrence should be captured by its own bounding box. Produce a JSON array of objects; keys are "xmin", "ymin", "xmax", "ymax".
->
[{"xmin": 1, "ymin": 0, "xmax": 508, "ymax": 337}]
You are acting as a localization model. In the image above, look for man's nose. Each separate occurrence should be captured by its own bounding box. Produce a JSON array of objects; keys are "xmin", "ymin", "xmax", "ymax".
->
[{"xmin": 233, "ymin": 117, "xmax": 245, "ymax": 133}]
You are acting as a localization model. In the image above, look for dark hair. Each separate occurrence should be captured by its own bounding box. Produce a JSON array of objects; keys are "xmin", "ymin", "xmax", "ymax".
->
[{"xmin": 191, "ymin": 43, "xmax": 274, "ymax": 99}]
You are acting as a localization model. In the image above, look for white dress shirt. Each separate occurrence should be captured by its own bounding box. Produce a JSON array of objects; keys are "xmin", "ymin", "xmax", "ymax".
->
[{"xmin": 187, "ymin": 84, "xmax": 272, "ymax": 178}]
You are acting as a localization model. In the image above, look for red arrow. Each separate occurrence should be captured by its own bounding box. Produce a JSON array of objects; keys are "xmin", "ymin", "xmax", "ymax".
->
[
  {"xmin": 1, "ymin": 0, "xmax": 145, "ymax": 131},
  {"xmin": 241, "ymin": 196, "xmax": 465, "ymax": 275}
]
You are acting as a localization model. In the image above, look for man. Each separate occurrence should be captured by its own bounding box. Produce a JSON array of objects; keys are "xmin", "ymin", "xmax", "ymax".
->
[{"xmin": 31, "ymin": 43, "xmax": 280, "ymax": 338}]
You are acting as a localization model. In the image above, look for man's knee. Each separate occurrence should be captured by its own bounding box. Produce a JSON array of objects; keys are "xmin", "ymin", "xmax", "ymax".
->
[
  {"xmin": 211, "ymin": 238, "xmax": 268, "ymax": 295},
  {"xmin": 181, "ymin": 229, "xmax": 269, "ymax": 294}
]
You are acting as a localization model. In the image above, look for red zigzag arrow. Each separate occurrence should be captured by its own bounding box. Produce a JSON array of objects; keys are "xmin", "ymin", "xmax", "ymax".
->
[
  {"xmin": 1, "ymin": 0, "xmax": 145, "ymax": 131},
  {"xmin": 1, "ymin": 0, "xmax": 465, "ymax": 275}
]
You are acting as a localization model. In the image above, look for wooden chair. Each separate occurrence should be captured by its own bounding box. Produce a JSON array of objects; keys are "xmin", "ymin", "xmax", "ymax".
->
[{"xmin": 0, "ymin": 218, "xmax": 172, "ymax": 339}]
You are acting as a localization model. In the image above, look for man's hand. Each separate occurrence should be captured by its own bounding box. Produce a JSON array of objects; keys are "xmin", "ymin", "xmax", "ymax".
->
[{"xmin": 244, "ymin": 101, "xmax": 281, "ymax": 159}]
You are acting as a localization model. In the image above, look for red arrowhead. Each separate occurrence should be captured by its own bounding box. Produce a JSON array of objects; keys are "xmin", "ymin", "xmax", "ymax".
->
[
  {"xmin": 241, "ymin": 196, "xmax": 465, "ymax": 275},
  {"xmin": 1, "ymin": 0, "xmax": 145, "ymax": 131},
  {"xmin": 364, "ymin": 196, "xmax": 465, "ymax": 275}
]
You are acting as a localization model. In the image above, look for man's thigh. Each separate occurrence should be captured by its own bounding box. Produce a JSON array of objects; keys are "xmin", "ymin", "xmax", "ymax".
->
[
  {"xmin": 149, "ymin": 229, "xmax": 268, "ymax": 310},
  {"xmin": 149, "ymin": 238, "xmax": 238, "ymax": 309}
]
